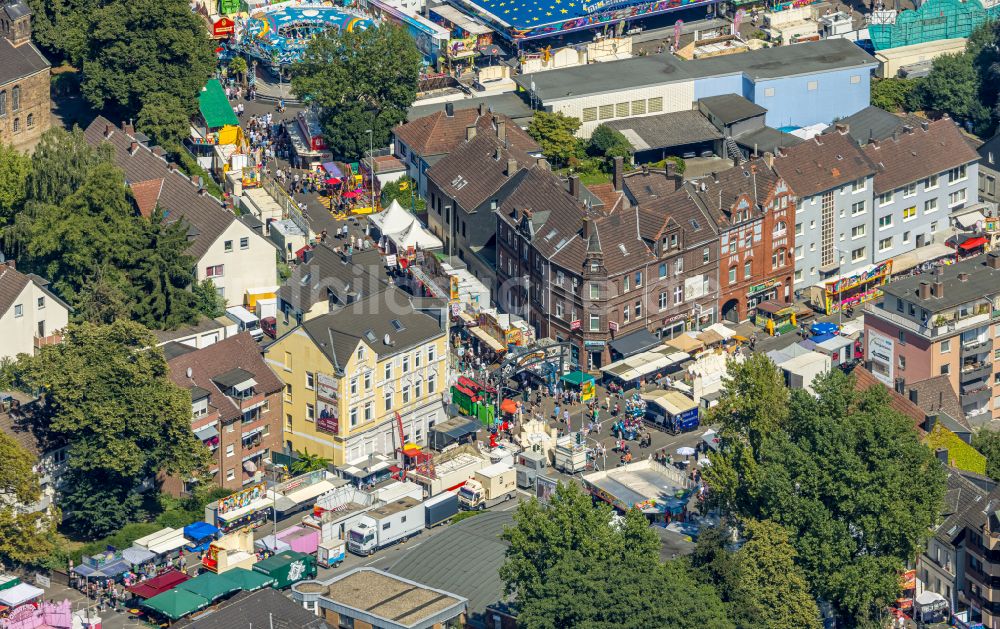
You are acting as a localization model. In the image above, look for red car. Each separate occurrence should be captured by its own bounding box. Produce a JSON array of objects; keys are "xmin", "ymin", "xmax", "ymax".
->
[{"xmin": 261, "ymin": 317, "xmax": 276, "ymax": 339}]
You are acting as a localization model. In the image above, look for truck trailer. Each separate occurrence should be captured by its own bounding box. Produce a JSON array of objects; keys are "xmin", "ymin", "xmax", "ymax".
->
[
  {"xmin": 347, "ymin": 497, "xmax": 425, "ymax": 556},
  {"xmin": 424, "ymin": 491, "xmax": 459, "ymax": 528},
  {"xmin": 515, "ymin": 449, "xmax": 549, "ymax": 489},
  {"xmin": 458, "ymin": 463, "xmax": 516, "ymax": 510}
]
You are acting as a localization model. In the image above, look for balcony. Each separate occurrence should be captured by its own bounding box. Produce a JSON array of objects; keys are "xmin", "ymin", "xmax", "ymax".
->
[
  {"xmin": 962, "ymin": 383, "xmax": 992, "ymax": 406},
  {"xmin": 237, "ymin": 392, "xmax": 266, "ymax": 412},
  {"xmin": 962, "ymin": 362, "xmax": 993, "ymax": 384},
  {"xmin": 33, "ymin": 333, "xmax": 63, "ymax": 350},
  {"xmin": 867, "ymin": 302, "xmax": 995, "ymax": 340},
  {"xmin": 962, "ymin": 337, "xmax": 994, "ymax": 356}
]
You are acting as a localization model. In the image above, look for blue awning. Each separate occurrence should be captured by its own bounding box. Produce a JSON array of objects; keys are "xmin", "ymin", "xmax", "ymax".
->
[
  {"xmin": 122, "ymin": 547, "xmax": 156, "ymax": 566},
  {"xmin": 72, "ymin": 565, "xmax": 98, "ymax": 577},
  {"xmin": 183, "ymin": 521, "xmax": 219, "ymax": 542},
  {"xmin": 99, "ymin": 560, "xmax": 131, "ymax": 577}
]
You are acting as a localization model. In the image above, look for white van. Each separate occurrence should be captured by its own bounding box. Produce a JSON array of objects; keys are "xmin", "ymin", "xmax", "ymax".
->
[{"xmin": 225, "ymin": 306, "xmax": 263, "ymax": 341}]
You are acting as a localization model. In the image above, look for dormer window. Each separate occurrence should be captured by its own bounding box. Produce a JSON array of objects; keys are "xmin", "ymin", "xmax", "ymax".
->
[{"xmin": 213, "ymin": 368, "xmax": 257, "ymax": 400}]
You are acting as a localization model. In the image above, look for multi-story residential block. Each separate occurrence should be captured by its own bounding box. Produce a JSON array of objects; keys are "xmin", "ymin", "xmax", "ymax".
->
[
  {"xmin": 165, "ymin": 332, "xmax": 284, "ymax": 494},
  {"xmin": 685, "ymin": 158, "xmax": 796, "ymax": 322},
  {"xmin": 0, "ymin": 261, "xmax": 70, "ymax": 361},
  {"xmin": 84, "ymin": 117, "xmax": 278, "ymax": 307},
  {"xmin": 495, "ymin": 162, "xmax": 719, "ymax": 369},
  {"xmin": 978, "ymin": 132, "xmax": 1000, "ymax": 206},
  {"xmin": 265, "ymin": 289, "xmax": 448, "ymax": 466},
  {"xmin": 393, "ymin": 102, "xmax": 539, "ymax": 198},
  {"xmin": 861, "ymin": 118, "xmax": 979, "ymax": 264},
  {"xmin": 0, "ymin": 0, "xmax": 50, "ymax": 151},
  {"xmin": 864, "ymin": 253, "xmax": 1000, "ymax": 423}
]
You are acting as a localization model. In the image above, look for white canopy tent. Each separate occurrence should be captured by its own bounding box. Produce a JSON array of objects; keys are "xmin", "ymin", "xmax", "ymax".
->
[{"xmin": 368, "ymin": 200, "xmax": 442, "ymax": 253}]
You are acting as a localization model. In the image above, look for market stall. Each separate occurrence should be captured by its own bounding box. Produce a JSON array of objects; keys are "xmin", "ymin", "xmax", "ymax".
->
[
  {"xmin": 183, "ymin": 521, "xmax": 220, "ymax": 553},
  {"xmin": 642, "ymin": 390, "xmax": 700, "ymax": 434},
  {"xmin": 141, "ymin": 589, "xmax": 210, "ymax": 622},
  {"xmin": 176, "ymin": 572, "xmax": 241, "ymax": 603},
  {"xmin": 251, "ymin": 551, "xmax": 317, "ymax": 589},
  {"xmin": 126, "ymin": 569, "xmax": 190, "ymax": 601},
  {"xmin": 207, "ymin": 483, "xmax": 275, "ymax": 532},
  {"xmin": 202, "ymin": 530, "xmax": 258, "ymax": 574},
  {"xmin": 0, "ymin": 583, "xmax": 44, "ymax": 609},
  {"xmin": 581, "ymin": 459, "xmax": 695, "ymax": 525}
]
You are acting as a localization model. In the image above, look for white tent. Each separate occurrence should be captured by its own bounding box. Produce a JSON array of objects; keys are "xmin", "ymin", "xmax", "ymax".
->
[
  {"xmin": 368, "ymin": 200, "xmax": 442, "ymax": 252},
  {"xmin": 393, "ymin": 219, "xmax": 442, "ymax": 251},
  {"xmin": 368, "ymin": 199, "xmax": 413, "ymax": 235},
  {"xmin": 0, "ymin": 583, "xmax": 44, "ymax": 607}
]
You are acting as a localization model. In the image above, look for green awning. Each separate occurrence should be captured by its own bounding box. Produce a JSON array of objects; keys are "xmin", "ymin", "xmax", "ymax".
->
[
  {"xmin": 142, "ymin": 588, "xmax": 210, "ymax": 620},
  {"xmin": 221, "ymin": 568, "xmax": 276, "ymax": 592},
  {"xmin": 176, "ymin": 571, "xmax": 241, "ymax": 602},
  {"xmin": 560, "ymin": 370, "xmax": 595, "ymax": 386},
  {"xmin": 199, "ymin": 79, "xmax": 239, "ymax": 129}
]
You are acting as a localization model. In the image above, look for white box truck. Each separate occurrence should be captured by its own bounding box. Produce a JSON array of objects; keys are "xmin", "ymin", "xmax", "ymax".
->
[
  {"xmin": 225, "ymin": 306, "xmax": 263, "ymax": 341},
  {"xmin": 458, "ymin": 463, "xmax": 516, "ymax": 510},
  {"xmin": 346, "ymin": 497, "xmax": 425, "ymax": 556}
]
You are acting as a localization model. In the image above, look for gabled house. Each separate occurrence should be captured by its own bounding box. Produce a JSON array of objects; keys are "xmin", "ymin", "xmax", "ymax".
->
[
  {"xmin": 165, "ymin": 332, "xmax": 284, "ymax": 494},
  {"xmin": 0, "ymin": 260, "xmax": 70, "ymax": 360},
  {"xmin": 83, "ymin": 117, "xmax": 278, "ymax": 307}
]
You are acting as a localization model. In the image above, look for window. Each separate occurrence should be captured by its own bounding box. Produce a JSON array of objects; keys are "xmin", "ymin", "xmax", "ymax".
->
[
  {"xmin": 306, "ymin": 403, "xmax": 315, "ymax": 421},
  {"xmin": 589, "ymin": 313, "xmax": 600, "ymax": 332},
  {"xmin": 634, "ymin": 300, "xmax": 642, "ymax": 318},
  {"xmin": 647, "ymin": 97, "xmax": 663, "ymax": 112},
  {"xmin": 851, "ymin": 224, "xmax": 866, "ymax": 239},
  {"xmin": 616, "ymin": 102, "xmax": 629, "ymax": 117},
  {"xmin": 226, "ymin": 469, "xmax": 235, "ymax": 481},
  {"xmin": 902, "ymin": 231, "xmax": 910, "ymax": 244},
  {"xmin": 356, "ymin": 346, "xmax": 365, "ymax": 361},
  {"xmin": 589, "ymin": 283, "xmax": 599, "ymax": 300},
  {"xmin": 898, "ymin": 330, "xmax": 906, "ymax": 344},
  {"xmin": 949, "ymin": 189, "xmax": 967, "ymax": 206},
  {"xmin": 659, "ymin": 263, "xmax": 667, "ymax": 279},
  {"xmin": 898, "ymin": 355, "xmax": 906, "ymax": 370},
  {"xmin": 12, "ymin": 118, "xmax": 19, "ymax": 133},
  {"xmin": 774, "ymin": 220, "xmax": 787, "ymax": 235},
  {"xmin": 878, "ymin": 237, "xmax": 893, "ymax": 252},
  {"xmin": 350, "ymin": 378, "xmax": 358, "ymax": 395},
  {"xmin": 427, "ymin": 345, "xmax": 435, "ymax": 362},
  {"xmin": 224, "ymin": 240, "xmax": 233, "ymax": 252},
  {"xmin": 771, "ymin": 249, "xmax": 786, "ymax": 268},
  {"xmin": 851, "ymin": 74, "xmax": 861, "ymax": 84},
  {"xmin": 674, "ymin": 259, "xmax": 683, "ymax": 275},
  {"xmin": 851, "ymin": 247, "xmax": 866, "ymax": 262},
  {"xmin": 878, "ymin": 214, "xmax": 892, "ymax": 229},
  {"xmin": 206, "ymin": 264, "xmax": 224, "ymax": 277},
  {"xmin": 402, "ymin": 355, "xmax": 410, "ymax": 373},
  {"xmin": 673, "ymin": 285, "xmax": 683, "ymax": 305},
  {"xmin": 384, "ymin": 390, "xmax": 393, "ymax": 411},
  {"xmin": 807, "ymin": 80, "xmax": 818, "ymax": 91},
  {"xmin": 925, "ymin": 174, "xmax": 939, "ymax": 190},
  {"xmin": 384, "ymin": 363, "xmax": 392, "ymax": 381},
  {"xmin": 598, "ymin": 104, "xmax": 614, "ymax": 120},
  {"xmin": 13, "ymin": 304, "xmax": 22, "ymax": 318},
  {"xmin": 284, "ymin": 384, "xmax": 292, "ymax": 402},
  {"xmin": 240, "ymin": 237, "xmax": 249, "ymax": 249},
  {"xmin": 631, "ymin": 100, "xmax": 646, "ymax": 116},
  {"xmin": 902, "ymin": 206, "xmax": 917, "ymax": 220},
  {"xmin": 0, "ymin": 91, "xmax": 5, "ymax": 116},
  {"xmin": 941, "ymin": 339, "xmax": 951, "ymax": 353},
  {"xmin": 948, "ymin": 164, "xmax": 967, "ymax": 183},
  {"xmin": 582, "ymin": 107, "xmax": 597, "ymax": 122},
  {"xmin": 659, "ymin": 292, "xmax": 667, "ymax": 310},
  {"xmin": 795, "ymin": 245, "xmax": 803, "ymax": 259},
  {"xmin": 364, "ymin": 371, "xmax": 371, "ymax": 390},
  {"xmin": 414, "ymin": 351, "xmax": 421, "ymax": 369},
  {"xmin": 26, "ymin": 113, "xmax": 32, "ymax": 128},
  {"xmin": 364, "ymin": 402, "xmax": 373, "ymax": 421},
  {"xmin": 634, "ymin": 271, "xmax": 642, "ymax": 288},
  {"xmin": 764, "ymin": 87, "xmax": 775, "ymax": 97},
  {"xmin": 924, "ymin": 198, "xmax": 938, "ymax": 214},
  {"xmin": 623, "ymin": 275, "xmax": 630, "ymax": 293},
  {"xmin": 556, "ymin": 301, "xmax": 564, "ymax": 318},
  {"xmin": 402, "ymin": 385, "xmax": 411, "ymax": 405},
  {"xmin": 414, "ymin": 379, "xmax": 422, "ymax": 399},
  {"xmin": 623, "ymin": 306, "xmax": 630, "ymax": 323},
  {"xmin": 703, "ymin": 247, "xmax": 710, "ymax": 263},
  {"xmin": 852, "ymin": 178, "xmax": 866, "ymax": 193},
  {"xmin": 11, "ymin": 86, "xmax": 19, "ymax": 112},
  {"xmin": 37, "ymin": 296, "xmax": 44, "ymax": 309},
  {"xmin": 795, "ymin": 222, "xmax": 803, "ymax": 236},
  {"xmin": 902, "ymin": 183, "xmax": 917, "ymax": 198},
  {"xmin": 729, "ymin": 267, "xmax": 737, "ymax": 283},
  {"xmin": 427, "ymin": 373, "xmax": 436, "ymax": 395},
  {"xmin": 794, "ymin": 269, "xmax": 803, "ymax": 282},
  {"xmin": 350, "ymin": 407, "xmax": 358, "ymax": 427},
  {"xmin": 744, "ymin": 259, "xmax": 752, "ymax": 279},
  {"xmin": 226, "ymin": 444, "xmax": 235, "ymax": 458},
  {"xmin": 305, "ymin": 372, "xmax": 315, "ymax": 390},
  {"xmin": 879, "ymin": 191, "xmax": 893, "ymax": 206}
]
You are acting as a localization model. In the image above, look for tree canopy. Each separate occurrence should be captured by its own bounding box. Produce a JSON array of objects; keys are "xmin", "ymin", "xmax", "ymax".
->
[
  {"xmin": 292, "ymin": 25, "xmax": 421, "ymax": 160},
  {"xmin": 589, "ymin": 124, "xmax": 632, "ymax": 159},
  {"xmin": 11, "ymin": 321, "xmax": 209, "ymax": 539},
  {"xmin": 527, "ymin": 111, "xmax": 583, "ymax": 166},
  {"xmin": 501, "ymin": 482, "xmax": 731, "ymax": 628},
  {"xmin": 0, "ymin": 431, "xmax": 57, "ymax": 565},
  {"xmin": 380, "ymin": 176, "xmax": 424, "ymax": 212},
  {"xmin": 704, "ymin": 362, "xmax": 946, "ymax": 626}
]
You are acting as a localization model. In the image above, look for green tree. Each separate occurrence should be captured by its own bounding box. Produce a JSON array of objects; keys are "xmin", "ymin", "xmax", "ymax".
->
[
  {"xmin": 292, "ymin": 25, "xmax": 421, "ymax": 160},
  {"xmin": 80, "ymin": 0, "xmax": 214, "ymax": 120},
  {"xmin": 919, "ymin": 52, "xmax": 993, "ymax": 134},
  {"xmin": 729, "ymin": 519, "xmax": 821, "ymax": 629},
  {"xmin": 380, "ymin": 176, "xmax": 424, "ymax": 211},
  {"xmin": 527, "ymin": 111, "xmax": 582, "ymax": 166},
  {"xmin": 137, "ymin": 93, "xmax": 192, "ymax": 150},
  {"xmin": 0, "ymin": 142, "xmax": 30, "ymax": 225},
  {"xmin": 870, "ymin": 78, "xmax": 918, "ymax": 112},
  {"xmin": 228, "ymin": 56, "xmax": 248, "ymax": 85},
  {"xmin": 973, "ymin": 427, "xmax": 1000, "ymax": 482},
  {"xmin": 291, "ymin": 448, "xmax": 332, "ymax": 474},
  {"xmin": 12, "ymin": 321, "xmax": 209, "ymax": 538},
  {"xmin": 589, "ymin": 124, "xmax": 632, "ymax": 158},
  {"xmin": 0, "ymin": 432, "xmax": 57, "ymax": 565},
  {"xmin": 76, "ymin": 267, "xmax": 133, "ymax": 325},
  {"xmin": 126, "ymin": 210, "xmax": 200, "ymax": 330},
  {"xmin": 193, "ymin": 279, "xmax": 226, "ymax": 318},
  {"xmin": 25, "ymin": 0, "xmax": 93, "ymax": 63}
]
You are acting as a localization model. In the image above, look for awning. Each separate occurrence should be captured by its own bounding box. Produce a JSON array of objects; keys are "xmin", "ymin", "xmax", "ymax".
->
[
  {"xmin": 321, "ymin": 162, "xmax": 342, "ymax": 177},
  {"xmin": 955, "ymin": 210, "xmax": 985, "ymax": 229},
  {"xmin": 959, "ymin": 236, "xmax": 988, "ymax": 250},
  {"xmin": 500, "ymin": 399, "xmax": 519, "ymax": 414},
  {"xmin": 194, "ymin": 424, "xmax": 219, "ymax": 441},
  {"xmin": 890, "ymin": 242, "xmax": 955, "ymax": 274},
  {"xmin": 177, "ymin": 572, "xmax": 241, "ymax": 602},
  {"xmin": 429, "ymin": 416, "xmax": 480, "ymax": 446},
  {"xmin": 696, "ymin": 329, "xmax": 725, "ymax": 346},
  {"xmin": 432, "ymin": 5, "xmax": 492, "ymax": 34},
  {"xmin": 220, "ymin": 568, "xmax": 275, "ymax": 592},
  {"xmin": 663, "ymin": 334, "xmax": 705, "ymax": 354},
  {"xmin": 98, "ymin": 560, "xmax": 131, "ymax": 577},
  {"xmin": 608, "ymin": 328, "xmax": 661, "ymax": 358},
  {"xmin": 469, "ymin": 325, "xmax": 505, "ymax": 352},
  {"xmin": 72, "ymin": 565, "xmax": 98, "ymax": 577},
  {"xmin": 122, "ymin": 546, "xmax": 156, "ymax": 566},
  {"xmin": 142, "ymin": 589, "xmax": 210, "ymax": 620},
  {"xmin": 127, "ymin": 570, "xmax": 190, "ymax": 600},
  {"xmin": 0, "ymin": 583, "xmax": 44, "ymax": 607},
  {"xmin": 560, "ymin": 370, "xmax": 595, "ymax": 386},
  {"xmin": 183, "ymin": 521, "xmax": 219, "ymax": 542},
  {"xmin": 244, "ymin": 460, "xmax": 258, "ymax": 473},
  {"xmin": 642, "ymin": 390, "xmax": 697, "ymax": 415}
]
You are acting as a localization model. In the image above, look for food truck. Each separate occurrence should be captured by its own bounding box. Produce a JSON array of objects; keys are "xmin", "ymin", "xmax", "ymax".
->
[
  {"xmin": 252, "ymin": 551, "xmax": 317, "ymax": 589},
  {"xmin": 642, "ymin": 390, "xmax": 700, "ymax": 434}
]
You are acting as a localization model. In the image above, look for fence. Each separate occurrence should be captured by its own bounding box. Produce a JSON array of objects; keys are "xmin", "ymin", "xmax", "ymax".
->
[{"xmin": 263, "ymin": 176, "xmax": 312, "ymax": 238}]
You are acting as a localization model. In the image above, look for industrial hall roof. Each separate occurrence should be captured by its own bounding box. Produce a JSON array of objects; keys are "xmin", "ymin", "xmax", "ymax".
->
[{"xmin": 606, "ymin": 111, "xmax": 722, "ymax": 151}]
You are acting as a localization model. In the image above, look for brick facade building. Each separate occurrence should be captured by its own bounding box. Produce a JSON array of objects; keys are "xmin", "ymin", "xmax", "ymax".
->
[{"xmin": 0, "ymin": 0, "xmax": 50, "ymax": 151}]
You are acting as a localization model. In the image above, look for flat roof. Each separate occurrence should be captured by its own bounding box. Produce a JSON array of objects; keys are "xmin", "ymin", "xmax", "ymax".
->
[
  {"xmin": 699, "ymin": 94, "xmax": 766, "ymax": 125},
  {"xmin": 881, "ymin": 254, "xmax": 1000, "ymax": 312},
  {"xmin": 367, "ymin": 497, "xmax": 421, "ymax": 518},
  {"xmin": 321, "ymin": 568, "xmax": 466, "ymax": 628},
  {"xmin": 606, "ymin": 110, "xmax": 722, "ymax": 150},
  {"xmin": 407, "ymin": 93, "xmax": 534, "ymax": 124},
  {"xmin": 514, "ymin": 39, "xmax": 876, "ymax": 102}
]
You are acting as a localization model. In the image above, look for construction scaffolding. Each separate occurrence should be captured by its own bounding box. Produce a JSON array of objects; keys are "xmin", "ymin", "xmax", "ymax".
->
[{"xmin": 868, "ymin": 0, "xmax": 1000, "ymax": 50}]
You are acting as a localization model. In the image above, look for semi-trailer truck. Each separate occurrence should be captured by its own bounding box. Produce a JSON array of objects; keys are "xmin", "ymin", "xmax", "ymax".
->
[
  {"xmin": 458, "ymin": 463, "xmax": 516, "ymax": 510},
  {"xmin": 346, "ymin": 497, "xmax": 425, "ymax": 556}
]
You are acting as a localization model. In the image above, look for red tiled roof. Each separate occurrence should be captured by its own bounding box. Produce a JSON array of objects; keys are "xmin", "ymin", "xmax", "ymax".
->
[
  {"xmin": 853, "ymin": 366, "xmax": 926, "ymax": 433},
  {"xmin": 861, "ymin": 118, "xmax": 980, "ymax": 194},
  {"xmin": 394, "ymin": 108, "xmax": 539, "ymax": 158},
  {"xmin": 129, "ymin": 178, "xmax": 164, "ymax": 218},
  {"xmin": 772, "ymin": 130, "xmax": 876, "ymax": 198}
]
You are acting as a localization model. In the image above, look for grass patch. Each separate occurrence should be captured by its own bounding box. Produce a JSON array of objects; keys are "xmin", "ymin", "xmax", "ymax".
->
[
  {"xmin": 451, "ymin": 511, "xmax": 485, "ymax": 524},
  {"xmin": 554, "ymin": 168, "xmax": 611, "ymax": 186}
]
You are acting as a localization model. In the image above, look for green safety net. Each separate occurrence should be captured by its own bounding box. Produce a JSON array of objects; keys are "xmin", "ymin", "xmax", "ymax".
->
[{"xmin": 869, "ymin": 0, "xmax": 1000, "ymax": 50}]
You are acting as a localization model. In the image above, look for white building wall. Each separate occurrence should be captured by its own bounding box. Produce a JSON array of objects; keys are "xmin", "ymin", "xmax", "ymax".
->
[
  {"xmin": 0, "ymin": 282, "xmax": 70, "ymax": 361},
  {"xmin": 547, "ymin": 80, "xmax": 696, "ymax": 138},
  {"xmin": 196, "ymin": 221, "xmax": 278, "ymax": 307}
]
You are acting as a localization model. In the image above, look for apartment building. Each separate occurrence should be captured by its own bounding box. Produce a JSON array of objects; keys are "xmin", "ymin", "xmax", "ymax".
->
[
  {"xmin": 165, "ymin": 332, "xmax": 283, "ymax": 494},
  {"xmin": 265, "ymin": 289, "xmax": 448, "ymax": 466},
  {"xmin": 864, "ymin": 253, "xmax": 1000, "ymax": 424}
]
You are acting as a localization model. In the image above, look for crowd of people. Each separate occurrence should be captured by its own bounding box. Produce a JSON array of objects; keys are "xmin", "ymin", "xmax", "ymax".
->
[{"xmin": 70, "ymin": 554, "xmax": 191, "ymax": 612}]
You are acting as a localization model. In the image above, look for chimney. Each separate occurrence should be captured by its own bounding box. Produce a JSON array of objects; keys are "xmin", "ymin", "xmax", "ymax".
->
[
  {"xmin": 497, "ymin": 120, "xmax": 506, "ymax": 143},
  {"xmin": 665, "ymin": 161, "xmax": 677, "ymax": 179},
  {"xmin": 569, "ymin": 175, "xmax": 581, "ymax": 199},
  {"xmin": 3, "ymin": 259, "xmax": 14, "ymax": 270},
  {"xmin": 894, "ymin": 377, "xmax": 905, "ymax": 394},
  {"xmin": 506, "ymin": 158, "xmax": 518, "ymax": 177},
  {"xmin": 104, "ymin": 124, "xmax": 113, "ymax": 139},
  {"xmin": 612, "ymin": 156, "xmax": 624, "ymax": 192},
  {"xmin": 958, "ymin": 272, "xmax": 970, "ymax": 282},
  {"xmin": 918, "ymin": 282, "xmax": 930, "ymax": 299},
  {"xmin": 909, "ymin": 388, "xmax": 919, "ymax": 405},
  {"xmin": 932, "ymin": 281, "xmax": 944, "ymax": 298},
  {"xmin": 892, "ymin": 129, "xmax": 900, "ymax": 141},
  {"xmin": 988, "ymin": 252, "xmax": 1000, "ymax": 269},
  {"xmin": 129, "ymin": 141, "xmax": 139, "ymax": 155},
  {"xmin": 478, "ymin": 102, "xmax": 487, "ymax": 116},
  {"xmin": 581, "ymin": 216, "xmax": 591, "ymax": 239},
  {"xmin": 445, "ymin": 102, "xmax": 454, "ymax": 117},
  {"xmin": 466, "ymin": 125, "xmax": 476, "ymax": 141},
  {"xmin": 775, "ymin": 146, "xmax": 786, "ymax": 157},
  {"xmin": 535, "ymin": 157, "xmax": 550, "ymax": 171},
  {"xmin": 834, "ymin": 122, "xmax": 849, "ymax": 135},
  {"xmin": 924, "ymin": 415, "xmax": 937, "ymax": 434},
  {"xmin": 935, "ymin": 447, "xmax": 949, "ymax": 466},
  {"xmin": 762, "ymin": 151, "xmax": 774, "ymax": 168},
  {"xmin": 920, "ymin": 120, "xmax": 929, "ymax": 131},
  {"xmin": 168, "ymin": 163, "xmax": 178, "ymax": 172},
  {"xmin": 642, "ymin": 164, "xmax": 649, "ymax": 175},
  {"xmin": 122, "ymin": 120, "xmax": 135, "ymax": 135},
  {"xmin": 191, "ymin": 174, "xmax": 200, "ymax": 186}
]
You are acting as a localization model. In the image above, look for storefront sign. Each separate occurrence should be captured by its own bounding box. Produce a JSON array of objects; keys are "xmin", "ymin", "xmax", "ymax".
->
[
  {"xmin": 450, "ymin": 275, "xmax": 460, "ymax": 301},
  {"xmin": 385, "ymin": 254, "xmax": 398, "ymax": 268},
  {"xmin": 825, "ymin": 260, "xmax": 893, "ymax": 295},
  {"xmin": 316, "ymin": 410, "xmax": 338, "ymax": 435},
  {"xmin": 212, "ymin": 17, "xmax": 235, "ymax": 38},
  {"xmin": 583, "ymin": 340, "xmax": 606, "ymax": 349},
  {"xmin": 608, "ymin": 321, "xmax": 619, "ymax": 332},
  {"xmin": 746, "ymin": 278, "xmax": 779, "ymax": 297},
  {"xmin": 447, "ymin": 36, "xmax": 478, "ymax": 57},
  {"xmin": 581, "ymin": 379, "xmax": 595, "ymax": 402},
  {"xmin": 570, "ymin": 320, "xmax": 581, "ymax": 331},
  {"xmin": 217, "ymin": 483, "xmax": 266, "ymax": 515}
]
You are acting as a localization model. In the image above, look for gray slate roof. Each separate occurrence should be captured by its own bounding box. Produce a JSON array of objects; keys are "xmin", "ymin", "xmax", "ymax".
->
[
  {"xmin": 386, "ymin": 510, "xmax": 512, "ymax": 626},
  {"xmin": 408, "ymin": 93, "xmax": 534, "ymax": 125},
  {"xmin": 174, "ymin": 587, "xmax": 330, "ymax": 629},
  {"xmin": 734, "ymin": 126, "xmax": 804, "ymax": 154},
  {"xmin": 606, "ymin": 110, "xmax": 722, "ymax": 150},
  {"xmin": 281, "ymin": 245, "xmax": 390, "ymax": 313},
  {"xmin": 880, "ymin": 254, "xmax": 1000, "ymax": 312},
  {"xmin": 824, "ymin": 105, "xmax": 914, "ymax": 145},
  {"xmin": 699, "ymin": 94, "xmax": 766, "ymax": 126},
  {"xmin": 514, "ymin": 39, "xmax": 876, "ymax": 102},
  {"xmin": 0, "ymin": 32, "xmax": 48, "ymax": 85},
  {"xmin": 299, "ymin": 288, "xmax": 444, "ymax": 374}
]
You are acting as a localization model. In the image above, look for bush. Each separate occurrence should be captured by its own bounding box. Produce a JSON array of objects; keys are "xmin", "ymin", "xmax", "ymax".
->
[
  {"xmin": 871, "ymin": 77, "xmax": 919, "ymax": 112},
  {"xmin": 645, "ymin": 156, "xmax": 686, "ymax": 175},
  {"xmin": 71, "ymin": 523, "xmax": 161, "ymax": 563},
  {"xmin": 589, "ymin": 125, "xmax": 631, "ymax": 157}
]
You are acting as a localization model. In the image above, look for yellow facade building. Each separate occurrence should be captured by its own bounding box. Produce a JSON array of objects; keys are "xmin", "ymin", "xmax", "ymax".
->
[{"xmin": 266, "ymin": 290, "xmax": 448, "ymax": 466}]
